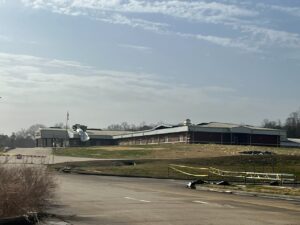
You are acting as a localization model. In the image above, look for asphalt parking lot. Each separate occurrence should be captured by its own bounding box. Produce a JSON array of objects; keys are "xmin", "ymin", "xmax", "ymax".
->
[{"xmin": 46, "ymin": 174, "xmax": 300, "ymax": 225}]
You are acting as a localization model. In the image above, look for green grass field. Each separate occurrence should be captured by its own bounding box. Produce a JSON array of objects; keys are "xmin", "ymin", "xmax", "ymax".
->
[
  {"xmin": 54, "ymin": 143, "xmax": 300, "ymax": 159},
  {"xmin": 53, "ymin": 154, "xmax": 300, "ymax": 181},
  {"xmin": 52, "ymin": 144, "xmax": 300, "ymax": 196}
]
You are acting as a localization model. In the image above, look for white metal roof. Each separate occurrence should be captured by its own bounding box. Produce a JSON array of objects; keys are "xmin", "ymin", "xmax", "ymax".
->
[
  {"xmin": 36, "ymin": 122, "xmax": 287, "ymax": 141},
  {"xmin": 114, "ymin": 122, "xmax": 286, "ymax": 139},
  {"xmin": 36, "ymin": 128, "xmax": 131, "ymax": 139},
  {"xmin": 288, "ymin": 138, "xmax": 300, "ymax": 144},
  {"xmin": 113, "ymin": 126, "xmax": 189, "ymax": 139}
]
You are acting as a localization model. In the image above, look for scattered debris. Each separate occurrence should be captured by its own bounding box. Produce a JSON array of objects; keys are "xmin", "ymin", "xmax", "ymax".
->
[
  {"xmin": 270, "ymin": 181, "xmax": 280, "ymax": 186},
  {"xmin": 239, "ymin": 150, "xmax": 273, "ymax": 155},
  {"xmin": 59, "ymin": 167, "xmax": 72, "ymax": 173},
  {"xmin": 113, "ymin": 160, "xmax": 136, "ymax": 166},
  {"xmin": 216, "ymin": 181, "xmax": 230, "ymax": 186},
  {"xmin": 186, "ymin": 179, "xmax": 205, "ymax": 189}
]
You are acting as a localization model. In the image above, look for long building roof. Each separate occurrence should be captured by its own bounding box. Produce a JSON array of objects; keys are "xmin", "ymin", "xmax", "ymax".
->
[
  {"xmin": 113, "ymin": 122, "xmax": 286, "ymax": 139},
  {"xmin": 35, "ymin": 122, "xmax": 287, "ymax": 140},
  {"xmin": 36, "ymin": 128, "xmax": 131, "ymax": 139}
]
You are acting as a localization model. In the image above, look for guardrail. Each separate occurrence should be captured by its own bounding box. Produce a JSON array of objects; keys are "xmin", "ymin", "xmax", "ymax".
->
[{"xmin": 168, "ymin": 164, "xmax": 296, "ymax": 184}]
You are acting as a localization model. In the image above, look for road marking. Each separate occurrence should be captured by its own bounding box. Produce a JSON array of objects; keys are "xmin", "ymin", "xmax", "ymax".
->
[
  {"xmin": 193, "ymin": 200, "xmax": 235, "ymax": 208},
  {"xmin": 193, "ymin": 200, "xmax": 209, "ymax": 204},
  {"xmin": 124, "ymin": 197, "xmax": 151, "ymax": 203},
  {"xmin": 223, "ymin": 204, "xmax": 235, "ymax": 209}
]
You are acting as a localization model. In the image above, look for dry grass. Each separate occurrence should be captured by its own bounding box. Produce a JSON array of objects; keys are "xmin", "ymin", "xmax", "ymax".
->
[
  {"xmin": 55, "ymin": 144, "xmax": 300, "ymax": 159},
  {"xmin": 195, "ymin": 184, "xmax": 300, "ymax": 196},
  {"xmin": 0, "ymin": 166, "xmax": 56, "ymax": 218},
  {"xmin": 53, "ymin": 154, "xmax": 300, "ymax": 180}
]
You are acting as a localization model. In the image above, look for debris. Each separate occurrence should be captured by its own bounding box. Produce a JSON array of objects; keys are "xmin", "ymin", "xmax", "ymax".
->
[
  {"xmin": 216, "ymin": 181, "xmax": 230, "ymax": 186},
  {"xmin": 270, "ymin": 181, "xmax": 280, "ymax": 186},
  {"xmin": 59, "ymin": 167, "xmax": 72, "ymax": 173},
  {"xmin": 186, "ymin": 179, "xmax": 205, "ymax": 189},
  {"xmin": 239, "ymin": 150, "xmax": 273, "ymax": 155}
]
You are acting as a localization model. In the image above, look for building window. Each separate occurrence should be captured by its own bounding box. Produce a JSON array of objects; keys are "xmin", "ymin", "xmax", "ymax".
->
[{"xmin": 180, "ymin": 135, "xmax": 184, "ymax": 142}]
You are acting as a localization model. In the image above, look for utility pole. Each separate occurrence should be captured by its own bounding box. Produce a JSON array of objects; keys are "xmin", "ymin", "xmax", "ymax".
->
[{"xmin": 65, "ymin": 111, "xmax": 69, "ymax": 147}]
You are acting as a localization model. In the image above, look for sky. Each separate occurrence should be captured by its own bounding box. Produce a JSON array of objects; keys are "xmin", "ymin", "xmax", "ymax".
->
[{"xmin": 0, "ymin": 0, "xmax": 300, "ymax": 134}]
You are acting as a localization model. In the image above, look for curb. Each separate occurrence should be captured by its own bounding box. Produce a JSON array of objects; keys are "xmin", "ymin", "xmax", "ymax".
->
[
  {"xmin": 195, "ymin": 186, "xmax": 300, "ymax": 202},
  {"xmin": 59, "ymin": 169, "xmax": 174, "ymax": 180}
]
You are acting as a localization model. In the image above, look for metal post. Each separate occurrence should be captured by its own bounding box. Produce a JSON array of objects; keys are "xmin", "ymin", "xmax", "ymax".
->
[{"xmin": 52, "ymin": 147, "xmax": 55, "ymax": 164}]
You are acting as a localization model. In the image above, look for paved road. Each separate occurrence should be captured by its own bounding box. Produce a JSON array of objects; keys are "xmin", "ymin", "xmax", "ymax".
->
[
  {"xmin": 47, "ymin": 174, "xmax": 300, "ymax": 225},
  {"xmin": 1, "ymin": 148, "xmax": 99, "ymax": 164}
]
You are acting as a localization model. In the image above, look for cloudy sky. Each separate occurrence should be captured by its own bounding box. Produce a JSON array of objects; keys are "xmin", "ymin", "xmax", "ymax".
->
[{"xmin": 0, "ymin": 0, "xmax": 300, "ymax": 134}]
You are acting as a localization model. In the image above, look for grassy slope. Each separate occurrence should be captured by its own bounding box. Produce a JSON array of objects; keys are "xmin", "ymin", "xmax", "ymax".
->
[
  {"xmin": 54, "ymin": 144, "xmax": 300, "ymax": 159},
  {"xmin": 53, "ymin": 144, "xmax": 300, "ymax": 196},
  {"xmin": 53, "ymin": 154, "xmax": 300, "ymax": 180}
]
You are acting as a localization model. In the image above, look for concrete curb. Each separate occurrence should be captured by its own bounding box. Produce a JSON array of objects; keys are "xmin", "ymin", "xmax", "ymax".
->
[
  {"xmin": 195, "ymin": 186, "xmax": 300, "ymax": 202},
  {"xmin": 59, "ymin": 169, "xmax": 173, "ymax": 180}
]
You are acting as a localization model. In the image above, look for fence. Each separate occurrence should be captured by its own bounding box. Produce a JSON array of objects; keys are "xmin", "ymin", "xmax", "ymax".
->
[
  {"xmin": 168, "ymin": 164, "xmax": 296, "ymax": 185},
  {"xmin": 0, "ymin": 154, "xmax": 49, "ymax": 165}
]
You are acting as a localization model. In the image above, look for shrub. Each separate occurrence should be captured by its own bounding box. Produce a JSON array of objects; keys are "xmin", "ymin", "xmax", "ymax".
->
[{"xmin": 0, "ymin": 166, "xmax": 56, "ymax": 218}]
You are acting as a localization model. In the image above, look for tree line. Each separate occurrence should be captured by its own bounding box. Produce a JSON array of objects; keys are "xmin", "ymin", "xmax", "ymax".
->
[
  {"xmin": 262, "ymin": 108, "xmax": 300, "ymax": 138},
  {"xmin": 0, "ymin": 121, "xmax": 156, "ymax": 148},
  {"xmin": 0, "ymin": 124, "xmax": 45, "ymax": 148},
  {"xmin": 105, "ymin": 121, "xmax": 157, "ymax": 131},
  {"xmin": 2, "ymin": 110, "xmax": 299, "ymax": 149},
  {"xmin": 0, "ymin": 123, "xmax": 66, "ymax": 149}
]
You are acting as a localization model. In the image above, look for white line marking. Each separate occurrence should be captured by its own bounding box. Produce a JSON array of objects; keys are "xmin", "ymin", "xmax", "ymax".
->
[
  {"xmin": 193, "ymin": 201, "xmax": 235, "ymax": 208},
  {"xmin": 139, "ymin": 199, "xmax": 151, "ymax": 203},
  {"xmin": 223, "ymin": 204, "xmax": 235, "ymax": 209},
  {"xmin": 124, "ymin": 197, "xmax": 151, "ymax": 203},
  {"xmin": 193, "ymin": 200, "xmax": 209, "ymax": 204}
]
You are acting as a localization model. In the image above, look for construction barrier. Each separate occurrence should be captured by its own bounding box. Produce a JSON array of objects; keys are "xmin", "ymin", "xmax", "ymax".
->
[
  {"xmin": 168, "ymin": 165, "xmax": 209, "ymax": 177},
  {"xmin": 168, "ymin": 164, "xmax": 296, "ymax": 183}
]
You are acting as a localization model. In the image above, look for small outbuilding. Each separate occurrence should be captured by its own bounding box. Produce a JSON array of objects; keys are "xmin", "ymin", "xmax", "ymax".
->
[{"xmin": 35, "ymin": 126, "xmax": 130, "ymax": 147}]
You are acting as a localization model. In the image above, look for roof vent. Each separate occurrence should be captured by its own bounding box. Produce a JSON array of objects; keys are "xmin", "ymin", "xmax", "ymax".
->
[{"xmin": 183, "ymin": 119, "xmax": 191, "ymax": 126}]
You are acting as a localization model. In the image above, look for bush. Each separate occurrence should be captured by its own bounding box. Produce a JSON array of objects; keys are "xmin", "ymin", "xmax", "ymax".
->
[{"xmin": 0, "ymin": 166, "xmax": 56, "ymax": 218}]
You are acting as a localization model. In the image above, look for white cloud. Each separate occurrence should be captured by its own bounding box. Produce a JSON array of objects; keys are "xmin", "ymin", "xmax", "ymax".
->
[
  {"xmin": 2, "ymin": 52, "xmax": 270, "ymax": 134},
  {"xmin": 19, "ymin": 0, "xmax": 300, "ymax": 52},
  {"xmin": 21, "ymin": 0, "xmax": 257, "ymax": 24},
  {"xmin": 96, "ymin": 13, "xmax": 169, "ymax": 32},
  {"xmin": 273, "ymin": 5, "xmax": 300, "ymax": 17},
  {"xmin": 118, "ymin": 43, "xmax": 152, "ymax": 52},
  {"xmin": 0, "ymin": 52, "xmax": 232, "ymax": 102},
  {"xmin": 239, "ymin": 25, "xmax": 300, "ymax": 48},
  {"xmin": 177, "ymin": 32, "xmax": 260, "ymax": 52},
  {"xmin": 183, "ymin": 24, "xmax": 300, "ymax": 51},
  {"xmin": 260, "ymin": 4, "xmax": 300, "ymax": 18}
]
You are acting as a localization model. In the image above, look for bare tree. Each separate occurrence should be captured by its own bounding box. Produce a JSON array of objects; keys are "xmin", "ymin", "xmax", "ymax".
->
[
  {"xmin": 262, "ymin": 119, "xmax": 282, "ymax": 129},
  {"xmin": 262, "ymin": 108, "xmax": 300, "ymax": 138},
  {"xmin": 53, "ymin": 122, "xmax": 69, "ymax": 129},
  {"xmin": 106, "ymin": 121, "xmax": 156, "ymax": 131},
  {"xmin": 285, "ymin": 110, "xmax": 300, "ymax": 138}
]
